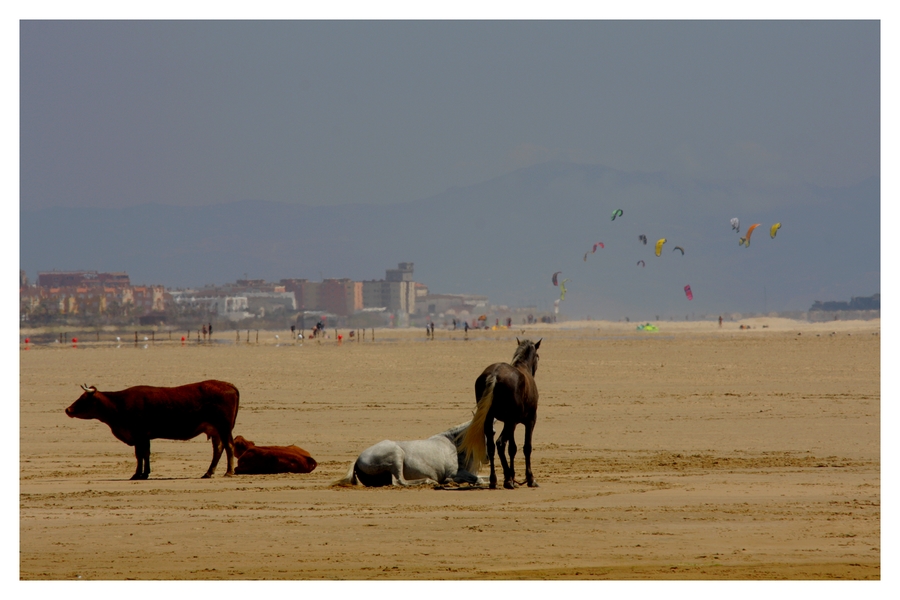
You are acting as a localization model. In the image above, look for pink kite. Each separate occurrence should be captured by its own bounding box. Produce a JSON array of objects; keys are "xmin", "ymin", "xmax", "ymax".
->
[{"xmin": 684, "ymin": 285, "xmax": 693, "ymax": 300}]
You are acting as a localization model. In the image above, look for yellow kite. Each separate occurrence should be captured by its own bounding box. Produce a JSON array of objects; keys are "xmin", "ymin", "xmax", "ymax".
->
[{"xmin": 655, "ymin": 238, "xmax": 667, "ymax": 257}]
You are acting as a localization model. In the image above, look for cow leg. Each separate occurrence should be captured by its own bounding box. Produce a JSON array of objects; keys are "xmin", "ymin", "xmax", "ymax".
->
[
  {"xmin": 523, "ymin": 420, "xmax": 538, "ymax": 487},
  {"xmin": 203, "ymin": 434, "xmax": 224, "ymax": 478},
  {"xmin": 222, "ymin": 431, "xmax": 235, "ymax": 476},
  {"xmin": 132, "ymin": 440, "xmax": 150, "ymax": 480}
]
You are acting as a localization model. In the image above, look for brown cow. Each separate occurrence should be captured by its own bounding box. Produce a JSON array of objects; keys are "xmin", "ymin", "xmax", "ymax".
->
[
  {"xmin": 65, "ymin": 380, "xmax": 240, "ymax": 480},
  {"xmin": 233, "ymin": 436, "xmax": 317, "ymax": 474}
]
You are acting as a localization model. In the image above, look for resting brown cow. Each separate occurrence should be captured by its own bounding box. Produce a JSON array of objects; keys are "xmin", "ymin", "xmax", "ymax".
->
[
  {"xmin": 233, "ymin": 436, "xmax": 317, "ymax": 474},
  {"xmin": 65, "ymin": 380, "xmax": 240, "ymax": 480}
]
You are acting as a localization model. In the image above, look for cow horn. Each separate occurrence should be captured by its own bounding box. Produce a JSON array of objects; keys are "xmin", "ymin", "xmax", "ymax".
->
[{"xmin": 81, "ymin": 384, "xmax": 96, "ymax": 393}]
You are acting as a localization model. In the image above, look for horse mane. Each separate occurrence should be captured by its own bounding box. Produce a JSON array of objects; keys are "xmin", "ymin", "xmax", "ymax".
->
[
  {"xmin": 440, "ymin": 421, "xmax": 472, "ymax": 443},
  {"xmin": 511, "ymin": 339, "xmax": 536, "ymax": 368}
]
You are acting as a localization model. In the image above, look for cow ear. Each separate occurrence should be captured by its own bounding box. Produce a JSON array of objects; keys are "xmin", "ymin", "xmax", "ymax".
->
[{"xmin": 534, "ymin": 339, "xmax": 541, "ymax": 350}]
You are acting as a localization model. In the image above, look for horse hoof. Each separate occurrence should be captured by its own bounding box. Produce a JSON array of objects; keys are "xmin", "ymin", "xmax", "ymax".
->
[
  {"xmin": 504, "ymin": 480, "xmax": 516, "ymax": 490},
  {"xmin": 201, "ymin": 473, "xmax": 213, "ymax": 479},
  {"xmin": 528, "ymin": 481, "xmax": 539, "ymax": 488},
  {"xmin": 489, "ymin": 482, "xmax": 498, "ymax": 489},
  {"xmin": 130, "ymin": 474, "xmax": 142, "ymax": 481}
]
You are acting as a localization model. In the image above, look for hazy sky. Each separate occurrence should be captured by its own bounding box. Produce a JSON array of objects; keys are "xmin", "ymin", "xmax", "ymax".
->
[{"xmin": 20, "ymin": 20, "xmax": 879, "ymax": 210}]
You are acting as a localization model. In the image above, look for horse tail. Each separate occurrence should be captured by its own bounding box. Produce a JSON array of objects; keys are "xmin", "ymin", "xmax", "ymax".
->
[
  {"xmin": 331, "ymin": 459, "xmax": 360, "ymax": 487},
  {"xmin": 458, "ymin": 374, "xmax": 495, "ymax": 466}
]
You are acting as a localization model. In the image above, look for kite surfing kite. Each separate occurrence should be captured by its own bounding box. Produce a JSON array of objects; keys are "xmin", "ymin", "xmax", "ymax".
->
[
  {"xmin": 638, "ymin": 234, "xmax": 647, "ymax": 245},
  {"xmin": 584, "ymin": 242, "xmax": 604, "ymax": 261},
  {"xmin": 552, "ymin": 271, "xmax": 562, "ymax": 286},
  {"xmin": 684, "ymin": 285, "xmax": 693, "ymax": 300},
  {"xmin": 611, "ymin": 209, "xmax": 624, "ymax": 221},
  {"xmin": 770, "ymin": 223, "xmax": 781, "ymax": 238},
  {"xmin": 731, "ymin": 218, "xmax": 740, "ymax": 233},
  {"xmin": 673, "ymin": 246, "xmax": 685, "ymax": 255},
  {"xmin": 739, "ymin": 223, "xmax": 761, "ymax": 247},
  {"xmin": 637, "ymin": 260, "xmax": 645, "ymax": 267},
  {"xmin": 655, "ymin": 238, "xmax": 667, "ymax": 257}
]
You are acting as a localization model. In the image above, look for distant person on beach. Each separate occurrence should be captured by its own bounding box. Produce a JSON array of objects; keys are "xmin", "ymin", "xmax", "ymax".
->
[{"xmin": 719, "ymin": 316, "xmax": 723, "ymax": 328}]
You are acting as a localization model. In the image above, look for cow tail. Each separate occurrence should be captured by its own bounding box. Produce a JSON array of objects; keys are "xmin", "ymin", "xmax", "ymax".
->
[
  {"xmin": 331, "ymin": 459, "xmax": 360, "ymax": 487},
  {"xmin": 458, "ymin": 374, "xmax": 495, "ymax": 467}
]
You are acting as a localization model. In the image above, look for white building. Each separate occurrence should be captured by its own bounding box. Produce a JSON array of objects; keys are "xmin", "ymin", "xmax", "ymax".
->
[{"xmin": 169, "ymin": 291, "xmax": 252, "ymax": 321}]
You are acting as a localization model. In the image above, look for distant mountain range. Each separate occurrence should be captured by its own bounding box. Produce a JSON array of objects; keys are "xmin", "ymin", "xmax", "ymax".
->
[{"xmin": 20, "ymin": 161, "xmax": 879, "ymax": 320}]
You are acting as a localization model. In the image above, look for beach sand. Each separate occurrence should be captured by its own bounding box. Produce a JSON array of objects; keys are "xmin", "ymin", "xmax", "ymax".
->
[{"xmin": 19, "ymin": 319, "xmax": 880, "ymax": 579}]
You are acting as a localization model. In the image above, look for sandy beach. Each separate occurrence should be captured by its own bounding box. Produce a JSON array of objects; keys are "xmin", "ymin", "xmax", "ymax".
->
[{"xmin": 19, "ymin": 318, "xmax": 880, "ymax": 580}]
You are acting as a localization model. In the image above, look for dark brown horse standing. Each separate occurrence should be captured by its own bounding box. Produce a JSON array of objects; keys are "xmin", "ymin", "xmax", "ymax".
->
[{"xmin": 459, "ymin": 338, "xmax": 541, "ymax": 489}]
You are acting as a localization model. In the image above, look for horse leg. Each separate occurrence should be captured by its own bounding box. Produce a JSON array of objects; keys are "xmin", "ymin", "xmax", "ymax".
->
[
  {"xmin": 383, "ymin": 445, "xmax": 409, "ymax": 486},
  {"xmin": 386, "ymin": 447, "xmax": 434, "ymax": 486},
  {"xmin": 485, "ymin": 417, "xmax": 498, "ymax": 489},
  {"xmin": 523, "ymin": 420, "xmax": 538, "ymax": 487},
  {"xmin": 390, "ymin": 460, "xmax": 413, "ymax": 487},
  {"xmin": 496, "ymin": 430, "xmax": 510, "ymax": 488},
  {"xmin": 389, "ymin": 463, "xmax": 435, "ymax": 487},
  {"xmin": 507, "ymin": 425, "xmax": 520, "ymax": 488},
  {"xmin": 498, "ymin": 422, "xmax": 518, "ymax": 489}
]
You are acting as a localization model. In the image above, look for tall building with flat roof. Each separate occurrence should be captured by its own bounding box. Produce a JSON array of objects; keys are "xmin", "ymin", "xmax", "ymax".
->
[
  {"xmin": 385, "ymin": 262, "xmax": 414, "ymax": 282},
  {"xmin": 362, "ymin": 279, "xmax": 416, "ymax": 314},
  {"xmin": 318, "ymin": 279, "xmax": 362, "ymax": 316}
]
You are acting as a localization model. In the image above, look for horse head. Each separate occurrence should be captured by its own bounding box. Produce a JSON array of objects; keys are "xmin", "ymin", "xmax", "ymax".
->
[
  {"xmin": 449, "ymin": 421, "xmax": 485, "ymax": 476},
  {"xmin": 513, "ymin": 338, "xmax": 541, "ymax": 376}
]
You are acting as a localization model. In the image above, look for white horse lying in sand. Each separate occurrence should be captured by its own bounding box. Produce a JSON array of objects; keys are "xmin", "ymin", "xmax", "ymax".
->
[{"xmin": 333, "ymin": 421, "xmax": 488, "ymax": 487}]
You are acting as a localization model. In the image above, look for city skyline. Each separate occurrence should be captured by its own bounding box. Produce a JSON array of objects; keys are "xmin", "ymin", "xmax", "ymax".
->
[{"xmin": 18, "ymin": 20, "xmax": 882, "ymax": 319}]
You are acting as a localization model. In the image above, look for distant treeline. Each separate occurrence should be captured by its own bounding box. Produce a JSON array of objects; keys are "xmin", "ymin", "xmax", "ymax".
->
[{"xmin": 809, "ymin": 294, "xmax": 880, "ymax": 312}]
